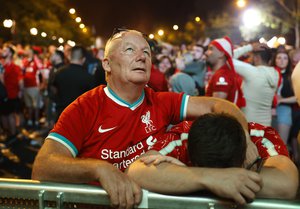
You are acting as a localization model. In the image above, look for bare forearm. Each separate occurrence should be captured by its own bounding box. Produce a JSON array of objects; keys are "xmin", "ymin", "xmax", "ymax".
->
[
  {"xmin": 187, "ymin": 96, "xmax": 248, "ymax": 130},
  {"xmin": 126, "ymin": 158, "xmax": 204, "ymax": 194},
  {"xmin": 257, "ymin": 156, "xmax": 299, "ymax": 199},
  {"xmin": 32, "ymin": 140, "xmax": 111, "ymax": 184},
  {"xmin": 32, "ymin": 154, "xmax": 105, "ymax": 183}
]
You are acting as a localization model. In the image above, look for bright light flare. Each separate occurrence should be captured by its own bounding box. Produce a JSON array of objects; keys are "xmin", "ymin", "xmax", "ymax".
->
[
  {"xmin": 158, "ymin": 29, "xmax": 164, "ymax": 36},
  {"xmin": 30, "ymin": 27, "xmax": 38, "ymax": 35},
  {"xmin": 75, "ymin": 17, "xmax": 81, "ymax": 23},
  {"xmin": 242, "ymin": 9, "xmax": 262, "ymax": 28},
  {"xmin": 237, "ymin": 0, "xmax": 246, "ymax": 8},
  {"xmin": 69, "ymin": 8, "xmax": 76, "ymax": 14},
  {"xmin": 278, "ymin": 37, "xmax": 286, "ymax": 45},
  {"xmin": 3, "ymin": 19, "xmax": 13, "ymax": 28},
  {"xmin": 173, "ymin": 25, "xmax": 179, "ymax": 30}
]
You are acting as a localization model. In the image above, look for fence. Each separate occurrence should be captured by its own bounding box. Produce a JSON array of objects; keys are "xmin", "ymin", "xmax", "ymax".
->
[{"xmin": 0, "ymin": 178, "xmax": 299, "ymax": 209}]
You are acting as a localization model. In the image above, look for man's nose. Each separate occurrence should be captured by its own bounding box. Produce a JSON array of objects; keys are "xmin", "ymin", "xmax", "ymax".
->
[{"xmin": 136, "ymin": 50, "xmax": 146, "ymax": 62}]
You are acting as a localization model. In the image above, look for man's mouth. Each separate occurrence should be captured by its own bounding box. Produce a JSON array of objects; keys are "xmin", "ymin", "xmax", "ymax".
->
[{"xmin": 133, "ymin": 68, "xmax": 146, "ymax": 72}]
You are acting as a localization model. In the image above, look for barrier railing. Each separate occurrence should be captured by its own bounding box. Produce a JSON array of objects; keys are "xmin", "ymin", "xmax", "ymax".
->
[{"xmin": 0, "ymin": 178, "xmax": 299, "ymax": 209}]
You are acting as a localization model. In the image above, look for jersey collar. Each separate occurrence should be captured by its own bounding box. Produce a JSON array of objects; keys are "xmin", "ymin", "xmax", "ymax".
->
[{"xmin": 104, "ymin": 86, "xmax": 145, "ymax": 110}]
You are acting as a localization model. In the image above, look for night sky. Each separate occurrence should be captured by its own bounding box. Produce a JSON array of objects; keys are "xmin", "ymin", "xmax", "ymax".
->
[{"xmin": 68, "ymin": 0, "xmax": 230, "ymax": 39}]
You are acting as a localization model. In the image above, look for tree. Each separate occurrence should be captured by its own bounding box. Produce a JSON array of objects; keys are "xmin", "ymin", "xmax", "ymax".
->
[
  {"xmin": 0, "ymin": 0, "xmax": 93, "ymax": 46},
  {"xmin": 257, "ymin": 0, "xmax": 300, "ymax": 47}
]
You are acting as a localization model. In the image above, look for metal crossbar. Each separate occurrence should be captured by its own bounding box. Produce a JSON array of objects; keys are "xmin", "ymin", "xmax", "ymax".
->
[{"xmin": 0, "ymin": 178, "xmax": 299, "ymax": 209}]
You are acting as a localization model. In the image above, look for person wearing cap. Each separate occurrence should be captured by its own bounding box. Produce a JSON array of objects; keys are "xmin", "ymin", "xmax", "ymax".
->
[
  {"xmin": 205, "ymin": 37, "xmax": 246, "ymax": 108},
  {"xmin": 33, "ymin": 30, "xmax": 261, "ymax": 208},
  {"xmin": 233, "ymin": 43, "xmax": 279, "ymax": 126}
]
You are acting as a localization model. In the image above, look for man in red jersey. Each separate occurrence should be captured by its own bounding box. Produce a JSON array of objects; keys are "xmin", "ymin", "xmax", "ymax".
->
[
  {"xmin": 33, "ymin": 29, "xmax": 260, "ymax": 209},
  {"xmin": 142, "ymin": 113, "xmax": 298, "ymax": 200},
  {"xmin": 205, "ymin": 37, "xmax": 246, "ymax": 108},
  {"xmin": 0, "ymin": 46, "xmax": 23, "ymax": 138}
]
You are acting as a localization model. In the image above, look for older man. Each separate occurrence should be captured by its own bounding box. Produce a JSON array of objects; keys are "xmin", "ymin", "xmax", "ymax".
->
[{"xmin": 32, "ymin": 30, "xmax": 260, "ymax": 209}]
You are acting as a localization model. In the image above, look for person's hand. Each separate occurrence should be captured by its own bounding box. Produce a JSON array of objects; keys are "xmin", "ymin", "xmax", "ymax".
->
[
  {"xmin": 139, "ymin": 154, "xmax": 186, "ymax": 166},
  {"xmin": 243, "ymin": 131, "xmax": 259, "ymax": 168},
  {"xmin": 97, "ymin": 162, "xmax": 142, "ymax": 209},
  {"xmin": 251, "ymin": 42, "xmax": 268, "ymax": 52},
  {"xmin": 203, "ymin": 168, "xmax": 263, "ymax": 205}
]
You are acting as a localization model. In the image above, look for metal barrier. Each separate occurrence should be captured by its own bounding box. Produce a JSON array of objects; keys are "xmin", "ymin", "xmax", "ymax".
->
[{"xmin": 0, "ymin": 178, "xmax": 299, "ymax": 209}]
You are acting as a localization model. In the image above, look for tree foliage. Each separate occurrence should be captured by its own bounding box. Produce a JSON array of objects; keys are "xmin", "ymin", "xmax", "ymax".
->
[{"xmin": 0, "ymin": 0, "xmax": 93, "ymax": 46}]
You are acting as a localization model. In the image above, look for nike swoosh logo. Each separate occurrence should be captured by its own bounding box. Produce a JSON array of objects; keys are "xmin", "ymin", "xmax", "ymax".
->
[{"xmin": 98, "ymin": 125, "xmax": 117, "ymax": 133}]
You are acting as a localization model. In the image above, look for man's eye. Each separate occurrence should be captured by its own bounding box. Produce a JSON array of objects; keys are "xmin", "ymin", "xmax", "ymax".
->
[
  {"xmin": 126, "ymin": 47, "xmax": 134, "ymax": 52},
  {"xmin": 144, "ymin": 50, "xmax": 150, "ymax": 56}
]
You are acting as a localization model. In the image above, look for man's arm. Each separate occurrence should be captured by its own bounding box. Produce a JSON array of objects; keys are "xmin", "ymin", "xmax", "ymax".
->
[
  {"xmin": 292, "ymin": 61, "xmax": 300, "ymax": 105},
  {"xmin": 258, "ymin": 155, "xmax": 299, "ymax": 199},
  {"xmin": 32, "ymin": 139, "xmax": 142, "ymax": 209},
  {"xmin": 186, "ymin": 96, "xmax": 248, "ymax": 130},
  {"xmin": 126, "ymin": 150, "xmax": 262, "ymax": 205}
]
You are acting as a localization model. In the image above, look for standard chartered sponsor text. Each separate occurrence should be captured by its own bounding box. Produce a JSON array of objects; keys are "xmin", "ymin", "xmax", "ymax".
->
[{"xmin": 101, "ymin": 141, "xmax": 145, "ymax": 170}]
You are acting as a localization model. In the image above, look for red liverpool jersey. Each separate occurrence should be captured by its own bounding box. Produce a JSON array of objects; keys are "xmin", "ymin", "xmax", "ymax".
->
[
  {"xmin": 48, "ymin": 86, "xmax": 188, "ymax": 171},
  {"xmin": 151, "ymin": 121, "xmax": 289, "ymax": 165}
]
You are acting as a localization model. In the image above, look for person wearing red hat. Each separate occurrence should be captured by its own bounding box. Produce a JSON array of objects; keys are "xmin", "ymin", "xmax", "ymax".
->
[{"xmin": 205, "ymin": 37, "xmax": 246, "ymax": 108}]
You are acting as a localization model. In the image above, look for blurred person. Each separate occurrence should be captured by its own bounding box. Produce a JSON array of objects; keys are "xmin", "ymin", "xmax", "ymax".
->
[
  {"xmin": 0, "ymin": 46, "xmax": 23, "ymax": 139},
  {"xmin": 141, "ymin": 113, "xmax": 298, "ymax": 200},
  {"xmin": 271, "ymin": 51, "xmax": 297, "ymax": 144},
  {"xmin": 292, "ymin": 60, "xmax": 300, "ymax": 105},
  {"xmin": 169, "ymin": 72, "xmax": 198, "ymax": 96},
  {"xmin": 50, "ymin": 45, "xmax": 95, "ymax": 120},
  {"xmin": 205, "ymin": 37, "xmax": 246, "ymax": 108},
  {"xmin": 85, "ymin": 49, "xmax": 106, "ymax": 86},
  {"xmin": 181, "ymin": 44, "xmax": 206, "ymax": 95},
  {"xmin": 22, "ymin": 47, "xmax": 43, "ymax": 128},
  {"xmin": 47, "ymin": 50, "xmax": 65, "ymax": 127},
  {"xmin": 33, "ymin": 29, "xmax": 260, "ymax": 208},
  {"xmin": 233, "ymin": 43, "xmax": 279, "ymax": 126},
  {"xmin": 290, "ymin": 50, "xmax": 300, "ymax": 164},
  {"xmin": 147, "ymin": 50, "xmax": 169, "ymax": 92}
]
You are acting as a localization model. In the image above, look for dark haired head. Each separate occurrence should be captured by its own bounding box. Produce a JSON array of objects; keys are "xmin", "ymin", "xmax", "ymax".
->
[
  {"xmin": 70, "ymin": 45, "xmax": 87, "ymax": 61},
  {"xmin": 7, "ymin": 46, "xmax": 15, "ymax": 56},
  {"xmin": 253, "ymin": 47, "xmax": 272, "ymax": 65},
  {"xmin": 188, "ymin": 113, "xmax": 247, "ymax": 168},
  {"xmin": 55, "ymin": 50, "xmax": 65, "ymax": 61}
]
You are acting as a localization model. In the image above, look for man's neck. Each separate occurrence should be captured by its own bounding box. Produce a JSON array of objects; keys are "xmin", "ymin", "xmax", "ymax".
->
[
  {"xmin": 108, "ymin": 81, "xmax": 145, "ymax": 104},
  {"xmin": 4, "ymin": 58, "xmax": 12, "ymax": 66},
  {"xmin": 211, "ymin": 61, "xmax": 226, "ymax": 72}
]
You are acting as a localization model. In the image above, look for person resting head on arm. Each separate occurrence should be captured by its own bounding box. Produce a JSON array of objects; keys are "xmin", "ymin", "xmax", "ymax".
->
[{"xmin": 138, "ymin": 113, "xmax": 299, "ymax": 200}]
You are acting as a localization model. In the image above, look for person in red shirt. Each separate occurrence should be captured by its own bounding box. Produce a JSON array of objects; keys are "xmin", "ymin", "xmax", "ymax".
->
[
  {"xmin": 205, "ymin": 37, "xmax": 245, "ymax": 108},
  {"xmin": 0, "ymin": 46, "xmax": 23, "ymax": 138},
  {"xmin": 22, "ymin": 48, "xmax": 42, "ymax": 127},
  {"xmin": 143, "ymin": 113, "xmax": 298, "ymax": 200}
]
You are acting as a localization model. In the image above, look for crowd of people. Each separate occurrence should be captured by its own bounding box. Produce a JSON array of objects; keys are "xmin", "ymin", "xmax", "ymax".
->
[{"xmin": 0, "ymin": 29, "xmax": 299, "ymax": 208}]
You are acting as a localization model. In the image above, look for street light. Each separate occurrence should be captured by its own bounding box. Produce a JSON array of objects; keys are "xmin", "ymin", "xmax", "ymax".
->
[
  {"xmin": 242, "ymin": 8, "xmax": 261, "ymax": 28},
  {"xmin": 173, "ymin": 25, "xmax": 179, "ymax": 30},
  {"xmin": 79, "ymin": 23, "xmax": 85, "ymax": 29},
  {"xmin": 3, "ymin": 19, "xmax": 13, "ymax": 28},
  {"xmin": 278, "ymin": 37, "xmax": 286, "ymax": 45},
  {"xmin": 75, "ymin": 17, "xmax": 81, "ymax": 23},
  {"xmin": 41, "ymin": 32, "xmax": 47, "ymax": 37},
  {"xmin": 30, "ymin": 27, "xmax": 38, "ymax": 36},
  {"xmin": 236, "ymin": 0, "xmax": 246, "ymax": 8},
  {"xmin": 67, "ymin": 40, "xmax": 76, "ymax": 47},
  {"xmin": 69, "ymin": 8, "xmax": 76, "ymax": 14},
  {"xmin": 158, "ymin": 29, "xmax": 164, "ymax": 36},
  {"xmin": 195, "ymin": 16, "xmax": 201, "ymax": 22},
  {"xmin": 82, "ymin": 28, "xmax": 87, "ymax": 33},
  {"xmin": 58, "ymin": 37, "xmax": 64, "ymax": 44},
  {"xmin": 149, "ymin": 34, "xmax": 154, "ymax": 39}
]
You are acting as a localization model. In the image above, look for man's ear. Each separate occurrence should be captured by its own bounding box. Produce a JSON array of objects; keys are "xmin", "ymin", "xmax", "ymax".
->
[{"xmin": 102, "ymin": 58, "xmax": 111, "ymax": 73}]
